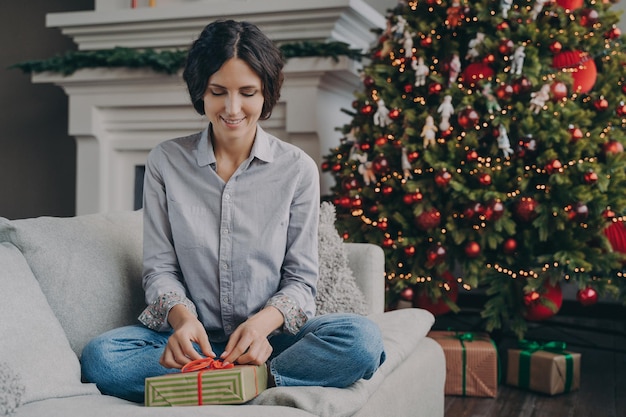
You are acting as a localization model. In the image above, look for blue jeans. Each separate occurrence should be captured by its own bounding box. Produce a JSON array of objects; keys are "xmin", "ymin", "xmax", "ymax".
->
[{"xmin": 81, "ymin": 313, "xmax": 386, "ymax": 403}]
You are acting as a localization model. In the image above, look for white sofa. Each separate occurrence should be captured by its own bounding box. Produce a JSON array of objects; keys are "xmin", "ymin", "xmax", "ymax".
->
[{"xmin": 0, "ymin": 210, "xmax": 445, "ymax": 417}]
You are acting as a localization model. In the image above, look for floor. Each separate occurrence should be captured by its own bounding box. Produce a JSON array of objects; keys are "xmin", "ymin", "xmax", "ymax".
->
[{"xmin": 433, "ymin": 302, "xmax": 626, "ymax": 417}]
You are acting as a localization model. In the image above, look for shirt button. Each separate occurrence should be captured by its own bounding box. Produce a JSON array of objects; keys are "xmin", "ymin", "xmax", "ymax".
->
[
  {"xmin": 222, "ymin": 228, "xmax": 229, "ymax": 234},
  {"xmin": 222, "ymin": 263, "xmax": 228, "ymax": 270},
  {"xmin": 224, "ymin": 194, "xmax": 231, "ymax": 200},
  {"xmin": 222, "ymin": 296, "xmax": 230, "ymax": 303}
]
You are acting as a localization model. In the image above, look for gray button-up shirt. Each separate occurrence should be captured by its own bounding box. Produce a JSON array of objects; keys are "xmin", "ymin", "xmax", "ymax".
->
[{"xmin": 139, "ymin": 125, "xmax": 319, "ymax": 343}]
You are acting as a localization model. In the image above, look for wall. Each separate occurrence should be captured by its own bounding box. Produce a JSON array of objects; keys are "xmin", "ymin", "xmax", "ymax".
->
[{"xmin": 0, "ymin": 0, "xmax": 94, "ymax": 219}]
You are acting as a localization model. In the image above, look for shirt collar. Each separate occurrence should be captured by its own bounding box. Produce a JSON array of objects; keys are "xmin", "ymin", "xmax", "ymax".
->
[{"xmin": 196, "ymin": 124, "xmax": 274, "ymax": 167}]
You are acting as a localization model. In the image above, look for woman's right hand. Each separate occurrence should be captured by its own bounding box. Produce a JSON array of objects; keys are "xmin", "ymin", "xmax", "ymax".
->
[{"xmin": 160, "ymin": 304, "xmax": 215, "ymax": 369}]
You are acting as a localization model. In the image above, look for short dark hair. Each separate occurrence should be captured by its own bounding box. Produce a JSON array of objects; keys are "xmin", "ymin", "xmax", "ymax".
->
[{"xmin": 183, "ymin": 20, "xmax": 284, "ymax": 120}]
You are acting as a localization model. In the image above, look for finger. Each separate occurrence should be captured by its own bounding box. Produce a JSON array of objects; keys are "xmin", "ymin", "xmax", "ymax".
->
[
  {"xmin": 196, "ymin": 335, "xmax": 216, "ymax": 359},
  {"xmin": 222, "ymin": 335, "xmax": 251, "ymax": 365},
  {"xmin": 237, "ymin": 341, "xmax": 272, "ymax": 365}
]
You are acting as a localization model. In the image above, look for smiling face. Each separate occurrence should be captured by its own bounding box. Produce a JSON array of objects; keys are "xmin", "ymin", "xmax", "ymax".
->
[{"xmin": 203, "ymin": 58, "xmax": 264, "ymax": 144}]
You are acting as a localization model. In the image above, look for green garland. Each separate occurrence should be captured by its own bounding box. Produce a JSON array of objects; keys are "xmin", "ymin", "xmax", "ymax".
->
[{"xmin": 10, "ymin": 41, "xmax": 363, "ymax": 76}]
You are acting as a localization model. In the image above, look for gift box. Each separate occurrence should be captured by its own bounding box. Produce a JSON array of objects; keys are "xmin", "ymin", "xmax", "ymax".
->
[
  {"xmin": 506, "ymin": 341, "xmax": 580, "ymax": 395},
  {"xmin": 428, "ymin": 330, "xmax": 498, "ymax": 397},
  {"xmin": 145, "ymin": 362, "xmax": 267, "ymax": 406}
]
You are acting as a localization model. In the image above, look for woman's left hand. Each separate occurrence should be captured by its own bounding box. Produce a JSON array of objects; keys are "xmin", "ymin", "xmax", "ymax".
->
[{"xmin": 221, "ymin": 306, "xmax": 284, "ymax": 365}]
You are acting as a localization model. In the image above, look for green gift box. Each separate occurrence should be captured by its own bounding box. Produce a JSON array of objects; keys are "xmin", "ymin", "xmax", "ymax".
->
[
  {"xmin": 506, "ymin": 340, "xmax": 581, "ymax": 395},
  {"xmin": 145, "ymin": 364, "xmax": 267, "ymax": 406}
]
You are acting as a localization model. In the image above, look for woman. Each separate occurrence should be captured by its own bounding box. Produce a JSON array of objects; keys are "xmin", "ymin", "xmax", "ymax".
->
[{"xmin": 81, "ymin": 20, "xmax": 385, "ymax": 403}]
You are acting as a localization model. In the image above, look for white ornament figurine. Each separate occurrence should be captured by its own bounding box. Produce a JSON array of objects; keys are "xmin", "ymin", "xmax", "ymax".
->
[
  {"xmin": 437, "ymin": 95, "xmax": 455, "ymax": 131},
  {"xmin": 482, "ymin": 83, "xmax": 502, "ymax": 114},
  {"xmin": 402, "ymin": 30, "xmax": 415, "ymax": 58},
  {"xmin": 401, "ymin": 147, "xmax": 413, "ymax": 179},
  {"xmin": 421, "ymin": 115, "xmax": 438, "ymax": 148},
  {"xmin": 412, "ymin": 56, "xmax": 429, "ymax": 86},
  {"xmin": 392, "ymin": 16, "xmax": 407, "ymax": 39},
  {"xmin": 448, "ymin": 54, "xmax": 462, "ymax": 86},
  {"xmin": 465, "ymin": 32, "xmax": 485, "ymax": 61},
  {"xmin": 354, "ymin": 153, "xmax": 377, "ymax": 186},
  {"xmin": 529, "ymin": 84, "xmax": 551, "ymax": 114},
  {"xmin": 497, "ymin": 124, "xmax": 514, "ymax": 158},
  {"xmin": 373, "ymin": 99, "xmax": 393, "ymax": 127},
  {"xmin": 510, "ymin": 45, "xmax": 526, "ymax": 76},
  {"xmin": 531, "ymin": 0, "xmax": 548, "ymax": 20},
  {"xmin": 501, "ymin": 0, "xmax": 513, "ymax": 19}
]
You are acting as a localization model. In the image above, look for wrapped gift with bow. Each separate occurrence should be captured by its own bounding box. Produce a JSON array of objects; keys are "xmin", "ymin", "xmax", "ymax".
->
[
  {"xmin": 428, "ymin": 331, "xmax": 499, "ymax": 397},
  {"xmin": 145, "ymin": 358, "xmax": 268, "ymax": 406},
  {"xmin": 506, "ymin": 340, "xmax": 581, "ymax": 395}
]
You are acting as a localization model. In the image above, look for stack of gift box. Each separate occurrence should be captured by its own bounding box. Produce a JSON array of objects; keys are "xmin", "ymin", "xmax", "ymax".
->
[{"xmin": 428, "ymin": 330, "xmax": 581, "ymax": 398}]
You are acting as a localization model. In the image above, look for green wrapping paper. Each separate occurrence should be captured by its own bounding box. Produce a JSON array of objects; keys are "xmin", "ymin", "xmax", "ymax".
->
[
  {"xmin": 145, "ymin": 364, "xmax": 267, "ymax": 406},
  {"xmin": 506, "ymin": 340, "xmax": 581, "ymax": 395}
]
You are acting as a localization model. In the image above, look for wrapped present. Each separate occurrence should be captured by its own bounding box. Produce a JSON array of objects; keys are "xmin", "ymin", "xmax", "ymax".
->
[
  {"xmin": 428, "ymin": 330, "xmax": 498, "ymax": 397},
  {"xmin": 506, "ymin": 340, "xmax": 580, "ymax": 395},
  {"xmin": 145, "ymin": 358, "xmax": 267, "ymax": 406}
]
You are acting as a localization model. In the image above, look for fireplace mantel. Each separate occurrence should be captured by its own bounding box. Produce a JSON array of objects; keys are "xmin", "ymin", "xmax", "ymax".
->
[{"xmin": 35, "ymin": 1, "xmax": 385, "ymax": 214}]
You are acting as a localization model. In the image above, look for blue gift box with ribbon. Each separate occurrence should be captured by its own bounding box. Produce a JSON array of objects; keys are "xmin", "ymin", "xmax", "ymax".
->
[{"xmin": 506, "ymin": 340, "xmax": 581, "ymax": 395}]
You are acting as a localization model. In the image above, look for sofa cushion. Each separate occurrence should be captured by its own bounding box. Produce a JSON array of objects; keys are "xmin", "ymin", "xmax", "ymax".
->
[
  {"xmin": 316, "ymin": 202, "xmax": 368, "ymax": 315},
  {"xmin": 0, "ymin": 211, "xmax": 145, "ymax": 356},
  {"xmin": 0, "ymin": 242, "xmax": 100, "ymax": 405}
]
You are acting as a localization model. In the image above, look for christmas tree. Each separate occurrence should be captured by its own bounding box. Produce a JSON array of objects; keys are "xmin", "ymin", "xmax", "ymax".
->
[{"xmin": 322, "ymin": 0, "xmax": 626, "ymax": 337}]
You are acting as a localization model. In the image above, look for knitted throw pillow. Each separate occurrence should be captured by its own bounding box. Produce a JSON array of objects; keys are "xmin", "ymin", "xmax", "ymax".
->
[
  {"xmin": 316, "ymin": 202, "xmax": 368, "ymax": 316},
  {"xmin": 0, "ymin": 362, "xmax": 24, "ymax": 416}
]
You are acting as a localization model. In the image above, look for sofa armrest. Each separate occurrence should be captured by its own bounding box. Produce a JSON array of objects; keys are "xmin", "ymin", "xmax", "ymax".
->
[{"xmin": 344, "ymin": 243, "xmax": 385, "ymax": 315}]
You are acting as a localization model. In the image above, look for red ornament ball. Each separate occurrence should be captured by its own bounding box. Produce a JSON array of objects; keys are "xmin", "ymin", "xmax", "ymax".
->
[
  {"xmin": 545, "ymin": 159, "xmax": 563, "ymax": 174},
  {"xmin": 523, "ymin": 282, "xmax": 563, "ymax": 321},
  {"xmin": 363, "ymin": 75, "xmax": 375, "ymax": 88},
  {"xmin": 580, "ymin": 8, "xmax": 599, "ymax": 27},
  {"xmin": 464, "ymin": 241, "xmax": 481, "ymax": 258},
  {"xmin": 513, "ymin": 76, "xmax": 533, "ymax": 95},
  {"xmin": 342, "ymin": 177, "xmax": 360, "ymax": 191},
  {"xmin": 420, "ymin": 36, "xmax": 433, "ymax": 48},
  {"xmin": 407, "ymin": 150, "xmax": 420, "ymax": 162},
  {"xmin": 556, "ymin": 0, "xmax": 584, "ymax": 10},
  {"xmin": 400, "ymin": 287, "xmax": 414, "ymax": 301},
  {"xmin": 389, "ymin": 108, "xmax": 402, "ymax": 120},
  {"xmin": 550, "ymin": 81, "xmax": 568, "ymax": 101},
  {"xmin": 372, "ymin": 155, "xmax": 390, "ymax": 174},
  {"xmin": 360, "ymin": 104, "xmax": 374, "ymax": 115},
  {"xmin": 426, "ymin": 244, "xmax": 447, "ymax": 264},
  {"xmin": 549, "ymin": 41, "xmax": 563, "ymax": 54},
  {"xmin": 576, "ymin": 287, "xmax": 598, "ymax": 306},
  {"xmin": 498, "ymin": 39, "xmax": 514, "ymax": 56},
  {"xmin": 603, "ymin": 140, "xmax": 624, "ymax": 155},
  {"xmin": 584, "ymin": 171, "xmax": 598, "ymax": 184},
  {"xmin": 594, "ymin": 96, "xmax": 609, "ymax": 111},
  {"xmin": 428, "ymin": 82, "xmax": 443, "ymax": 95},
  {"xmin": 616, "ymin": 101, "xmax": 626, "ymax": 117},
  {"xmin": 412, "ymin": 271, "xmax": 459, "ymax": 316},
  {"xmin": 605, "ymin": 26, "xmax": 622, "ymax": 40},
  {"xmin": 515, "ymin": 197, "xmax": 538, "ymax": 222},
  {"xmin": 404, "ymin": 245, "xmax": 416, "ymax": 256},
  {"xmin": 434, "ymin": 170, "xmax": 452, "ymax": 187},
  {"xmin": 466, "ymin": 149, "xmax": 479, "ymax": 162},
  {"xmin": 567, "ymin": 202, "xmax": 589, "ymax": 222},
  {"xmin": 496, "ymin": 83, "xmax": 514, "ymax": 100},
  {"xmin": 382, "ymin": 185, "xmax": 394, "ymax": 196},
  {"xmin": 552, "ymin": 50, "xmax": 597, "ymax": 94},
  {"xmin": 503, "ymin": 238, "xmax": 517, "ymax": 254},
  {"xmin": 457, "ymin": 107, "xmax": 480, "ymax": 129},
  {"xmin": 382, "ymin": 237, "xmax": 394, "ymax": 248},
  {"xmin": 415, "ymin": 208, "xmax": 442, "ymax": 231},
  {"xmin": 478, "ymin": 173, "xmax": 492, "ymax": 186},
  {"xmin": 569, "ymin": 125, "xmax": 584, "ymax": 142},
  {"xmin": 484, "ymin": 200, "xmax": 505, "ymax": 221},
  {"xmin": 461, "ymin": 63, "xmax": 495, "ymax": 87}
]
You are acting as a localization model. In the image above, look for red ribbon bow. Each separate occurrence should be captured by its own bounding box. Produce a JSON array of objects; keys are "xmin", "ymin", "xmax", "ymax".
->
[{"xmin": 181, "ymin": 357, "xmax": 234, "ymax": 373}]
